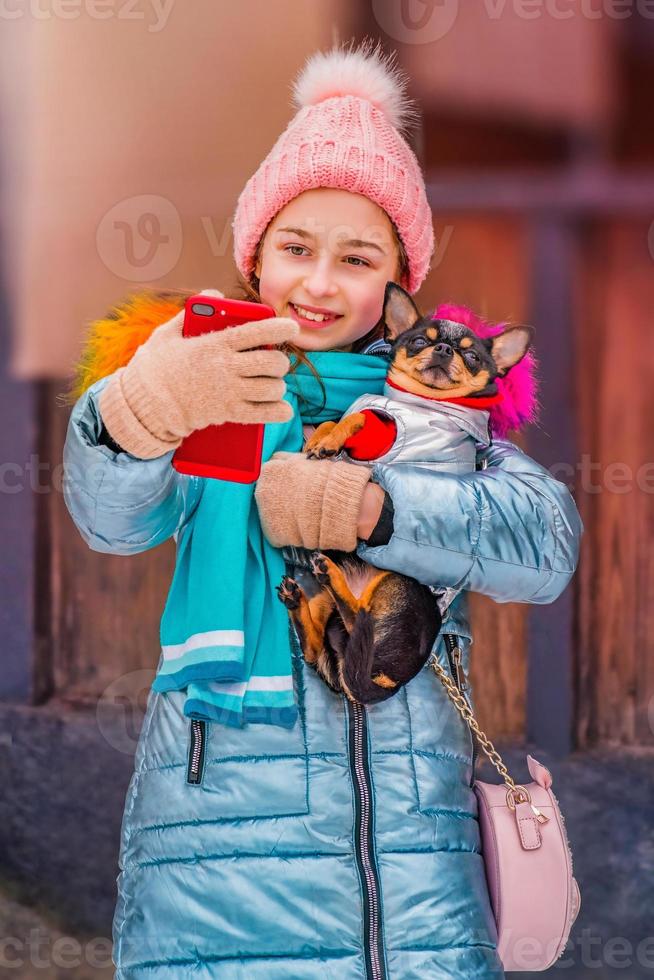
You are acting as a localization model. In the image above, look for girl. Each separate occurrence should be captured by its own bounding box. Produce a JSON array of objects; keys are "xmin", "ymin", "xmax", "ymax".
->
[{"xmin": 63, "ymin": 41, "xmax": 582, "ymax": 980}]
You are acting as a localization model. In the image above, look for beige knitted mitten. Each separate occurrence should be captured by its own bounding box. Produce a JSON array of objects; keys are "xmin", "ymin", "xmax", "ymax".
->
[
  {"xmin": 98, "ymin": 290, "xmax": 300, "ymax": 459},
  {"xmin": 254, "ymin": 451, "xmax": 373, "ymax": 552}
]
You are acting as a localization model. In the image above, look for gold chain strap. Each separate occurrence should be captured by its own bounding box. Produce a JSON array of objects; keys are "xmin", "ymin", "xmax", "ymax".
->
[{"xmin": 430, "ymin": 656, "xmax": 530, "ymax": 807}]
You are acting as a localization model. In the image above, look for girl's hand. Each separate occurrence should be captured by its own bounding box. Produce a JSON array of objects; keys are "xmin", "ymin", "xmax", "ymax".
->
[
  {"xmin": 98, "ymin": 289, "xmax": 300, "ymax": 459},
  {"xmin": 356, "ymin": 482, "xmax": 386, "ymax": 540},
  {"xmin": 254, "ymin": 451, "xmax": 373, "ymax": 552}
]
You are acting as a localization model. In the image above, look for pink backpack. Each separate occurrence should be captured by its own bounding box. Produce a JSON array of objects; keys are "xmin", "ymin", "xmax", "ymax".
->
[{"xmin": 430, "ymin": 655, "xmax": 581, "ymax": 972}]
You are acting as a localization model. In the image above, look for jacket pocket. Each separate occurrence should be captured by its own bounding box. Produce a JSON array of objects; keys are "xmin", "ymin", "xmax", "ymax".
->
[
  {"xmin": 181, "ymin": 717, "xmax": 310, "ymax": 819},
  {"xmin": 405, "ymin": 633, "xmax": 477, "ymax": 816},
  {"xmin": 180, "ymin": 637, "xmax": 311, "ymax": 819}
]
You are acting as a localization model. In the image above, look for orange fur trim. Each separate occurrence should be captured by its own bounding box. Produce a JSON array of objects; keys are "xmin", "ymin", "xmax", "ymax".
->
[{"xmin": 62, "ymin": 289, "xmax": 190, "ymax": 406}]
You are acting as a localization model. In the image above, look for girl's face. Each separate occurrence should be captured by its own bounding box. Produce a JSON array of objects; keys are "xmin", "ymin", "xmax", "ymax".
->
[{"xmin": 254, "ymin": 188, "xmax": 402, "ymax": 352}]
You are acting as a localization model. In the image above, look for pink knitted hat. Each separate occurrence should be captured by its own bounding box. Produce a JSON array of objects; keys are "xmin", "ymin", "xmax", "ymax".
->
[{"xmin": 232, "ymin": 39, "xmax": 435, "ymax": 295}]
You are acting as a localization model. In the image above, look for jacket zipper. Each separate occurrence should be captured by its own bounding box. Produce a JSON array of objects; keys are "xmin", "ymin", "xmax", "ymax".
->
[
  {"xmin": 346, "ymin": 698, "xmax": 387, "ymax": 980},
  {"xmin": 288, "ymin": 584, "xmax": 386, "ymax": 977},
  {"xmin": 443, "ymin": 634, "xmax": 478, "ymax": 778},
  {"xmin": 187, "ymin": 718, "xmax": 207, "ymax": 784}
]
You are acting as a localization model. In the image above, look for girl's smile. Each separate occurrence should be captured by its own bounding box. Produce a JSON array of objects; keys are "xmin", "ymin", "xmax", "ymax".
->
[
  {"xmin": 254, "ymin": 187, "xmax": 404, "ymax": 352},
  {"xmin": 287, "ymin": 300, "xmax": 344, "ymax": 329}
]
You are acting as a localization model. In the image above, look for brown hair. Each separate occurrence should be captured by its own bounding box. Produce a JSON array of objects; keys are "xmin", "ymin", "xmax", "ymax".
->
[{"xmin": 229, "ymin": 219, "xmax": 410, "ymax": 414}]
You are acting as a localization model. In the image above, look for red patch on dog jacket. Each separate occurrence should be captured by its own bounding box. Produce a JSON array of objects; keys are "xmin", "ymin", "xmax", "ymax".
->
[{"xmin": 342, "ymin": 410, "xmax": 397, "ymax": 460}]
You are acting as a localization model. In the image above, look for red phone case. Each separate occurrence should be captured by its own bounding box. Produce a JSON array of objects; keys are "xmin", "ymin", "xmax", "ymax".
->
[{"xmin": 171, "ymin": 294, "xmax": 278, "ymax": 482}]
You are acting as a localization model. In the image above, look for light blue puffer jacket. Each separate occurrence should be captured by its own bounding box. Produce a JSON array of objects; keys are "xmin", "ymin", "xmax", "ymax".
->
[{"xmin": 63, "ymin": 371, "xmax": 582, "ymax": 980}]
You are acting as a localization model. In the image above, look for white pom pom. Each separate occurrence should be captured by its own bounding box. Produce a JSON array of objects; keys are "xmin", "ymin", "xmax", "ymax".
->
[{"xmin": 291, "ymin": 37, "xmax": 420, "ymax": 134}]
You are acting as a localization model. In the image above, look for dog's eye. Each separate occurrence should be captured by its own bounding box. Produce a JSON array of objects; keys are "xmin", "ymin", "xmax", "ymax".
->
[
  {"xmin": 408, "ymin": 337, "xmax": 428, "ymax": 353},
  {"xmin": 464, "ymin": 350, "xmax": 480, "ymax": 363}
]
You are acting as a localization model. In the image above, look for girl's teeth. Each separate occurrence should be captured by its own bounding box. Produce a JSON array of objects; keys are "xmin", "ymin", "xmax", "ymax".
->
[{"xmin": 292, "ymin": 303, "xmax": 334, "ymax": 323}]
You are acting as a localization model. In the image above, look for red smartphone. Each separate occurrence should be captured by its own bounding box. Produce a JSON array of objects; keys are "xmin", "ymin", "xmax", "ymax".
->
[{"xmin": 171, "ymin": 294, "xmax": 278, "ymax": 482}]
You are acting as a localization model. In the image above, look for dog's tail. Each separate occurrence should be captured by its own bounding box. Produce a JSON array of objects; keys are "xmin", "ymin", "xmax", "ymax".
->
[{"xmin": 340, "ymin": 609, "xmax": 397, "ymax": 705}]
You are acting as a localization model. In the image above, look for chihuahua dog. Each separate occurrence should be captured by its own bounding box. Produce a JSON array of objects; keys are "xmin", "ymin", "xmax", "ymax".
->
[{"xmin": 276, "ymin": 283, "xmax": 534, "ymax": 706}]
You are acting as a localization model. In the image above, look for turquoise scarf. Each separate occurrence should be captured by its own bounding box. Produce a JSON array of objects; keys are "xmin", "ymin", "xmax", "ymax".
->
[{"xmin": 151, "ymin": 351, "xmax": 389, "ymax": 728}]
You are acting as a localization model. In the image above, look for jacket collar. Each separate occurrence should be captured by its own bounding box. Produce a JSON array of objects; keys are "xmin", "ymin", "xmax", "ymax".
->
[
  {"xmin": 382, "ymin": 379, "xmax": 492, "ymax": 447},
  {"xmin": 385, "ymin": 375, "xmax": 503, "ymax": 409}
]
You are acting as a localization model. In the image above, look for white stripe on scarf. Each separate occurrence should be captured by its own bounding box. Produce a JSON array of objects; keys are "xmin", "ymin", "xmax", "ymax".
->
[
  {"xmin": 206, "ymin": 676, "xmax": 295, "ymax": 695},
  {"xmin": 161, "ymin": 629, "xmax": 245, "ymax": 660}
]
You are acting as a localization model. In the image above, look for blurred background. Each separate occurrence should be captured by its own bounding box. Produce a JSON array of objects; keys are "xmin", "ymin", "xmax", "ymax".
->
[{"xmin": 0, "ymin": 1, "xmax": 652, "ymax": 977}]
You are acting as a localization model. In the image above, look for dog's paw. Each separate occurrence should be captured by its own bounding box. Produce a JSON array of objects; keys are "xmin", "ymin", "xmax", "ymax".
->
[
  {"xmin": 276, "ymin": 576, "xmax": 303, "ymax": 609},
  {"xmin": 306, "ymin": 444, "xmax": 339, "ymax": 459},
  {"xmin": 305, "ymin": 422, "xmax": 344, "ymax": 459},
  {"xmin": 309, "ymin": 552, "xmax": 330, "ymax": 584}
]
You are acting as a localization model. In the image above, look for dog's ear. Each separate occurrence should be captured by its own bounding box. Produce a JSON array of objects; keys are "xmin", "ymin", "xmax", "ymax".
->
[
  {"xmin": 489, "ymin": 325, "xmax": 534, "ymax": 376},
  {"xmin": 382, "ymin": 282, "xmax": 422, "ymax": 343}
]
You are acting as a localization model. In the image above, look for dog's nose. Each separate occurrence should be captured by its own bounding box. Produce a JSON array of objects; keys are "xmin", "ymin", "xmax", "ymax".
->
[{"xmin": 433, "ymin": 342, "xmax": 453, "ymax": 358}]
